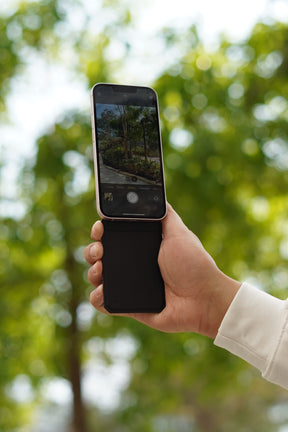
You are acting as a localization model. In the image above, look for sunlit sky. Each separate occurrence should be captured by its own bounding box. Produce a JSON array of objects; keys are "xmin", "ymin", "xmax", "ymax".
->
[{"xmin": 141, "ymin": 0, "xmax": 287, "ymax": 40}]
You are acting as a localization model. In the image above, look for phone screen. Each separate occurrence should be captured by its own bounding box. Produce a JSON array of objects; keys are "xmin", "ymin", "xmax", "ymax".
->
[{"xmin": 92, "ymin": 84, "xmax": 166, "ymax": 219}]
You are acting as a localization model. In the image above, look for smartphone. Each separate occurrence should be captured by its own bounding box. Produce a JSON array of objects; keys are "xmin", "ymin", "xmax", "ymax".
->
[
  {"xmin": 91, "ymin": 83, "xmax": 166, "ymax": 221},
  {"xmin": 90, "ymin": 83, "xmax": 166, "ymax": 312}
]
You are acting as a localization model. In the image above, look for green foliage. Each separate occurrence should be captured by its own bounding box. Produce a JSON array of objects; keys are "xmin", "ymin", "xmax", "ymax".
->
[
  {"xmin": 102, "ymin": 146, "xmax": 160, "ymax": 182},
  {"xmin": 1, "ymin": 1, "xmax": 288, "ymax": 431},
  {"xmin": 0, "ymin": 0, "xmax": 64, "ymax": 112},
  {"xmin": 156, "ymin": 22, "xmax": 288, "ymax": 288}
]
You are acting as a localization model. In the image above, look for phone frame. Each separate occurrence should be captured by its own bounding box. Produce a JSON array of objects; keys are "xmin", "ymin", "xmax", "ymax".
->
[{"xmin": 91, "ymin": 82, "xmax": 167, "ymax": 221}]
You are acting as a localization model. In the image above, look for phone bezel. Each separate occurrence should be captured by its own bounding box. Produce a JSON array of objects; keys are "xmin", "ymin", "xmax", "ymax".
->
[{"xmin": 91, "ymin": 83, "xmax": 167, "ymax": 221}]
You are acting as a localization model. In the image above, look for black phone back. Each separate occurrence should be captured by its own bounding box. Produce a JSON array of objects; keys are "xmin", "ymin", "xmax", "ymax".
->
[{"xmin": 102, "ymin": 220, "xmax": 165, "ymax": 313}]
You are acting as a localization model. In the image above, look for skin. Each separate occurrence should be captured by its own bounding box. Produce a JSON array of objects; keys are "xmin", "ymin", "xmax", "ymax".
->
[{"xmin": 84, "ymin": 204, "xmax": 241, "ymax": 339}]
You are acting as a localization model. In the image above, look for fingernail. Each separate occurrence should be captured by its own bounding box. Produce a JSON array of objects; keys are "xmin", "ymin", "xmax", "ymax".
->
[
  {"xmin": 91, "ymin": 244, "xmax": 98, "ymax": 259},
  {"xmin": 91, "ymin": 221, "xmax": 100, "ymax": 238}
]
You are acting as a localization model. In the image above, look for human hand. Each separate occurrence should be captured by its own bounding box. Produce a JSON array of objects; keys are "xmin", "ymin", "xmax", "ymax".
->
[{"xmin": 84, "ymin": 204, "xmax": 241, "ymax": 338}]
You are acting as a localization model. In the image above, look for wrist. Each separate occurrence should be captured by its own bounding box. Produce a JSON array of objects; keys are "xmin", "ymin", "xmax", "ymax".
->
[{"xmin": 206, "ymin": 272, "xmax": 241, "ymax": 339}]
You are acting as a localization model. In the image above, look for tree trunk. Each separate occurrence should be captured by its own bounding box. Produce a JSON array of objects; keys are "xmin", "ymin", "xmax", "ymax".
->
[
  {"xmin": 141, "ymin": 120, "xmax": 147, "ymax": 162},
  {"xmin": 68, "ymin": 295, "xmax": 87, "ymax": 432},
  {"xmin": 117, "ymin": 105, "xmax": 129, "ymax": 159}
]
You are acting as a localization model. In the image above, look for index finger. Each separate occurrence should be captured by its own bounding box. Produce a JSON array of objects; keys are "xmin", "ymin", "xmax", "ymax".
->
[{"xmin": 91, "ymin": 220, "xmax": 104, "ymax": 242}]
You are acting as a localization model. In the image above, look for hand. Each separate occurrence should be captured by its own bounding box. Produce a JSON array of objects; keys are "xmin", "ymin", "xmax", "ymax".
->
[{"xmin": 84, "ymin": 204, "xmax": 241, "ymax": 338}]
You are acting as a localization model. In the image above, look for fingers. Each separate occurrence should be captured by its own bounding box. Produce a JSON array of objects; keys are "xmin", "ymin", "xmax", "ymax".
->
[
  {"xmin": 89, "ymin": 284, "xmax": 169, "ymax": 333},
  {"xmin": 87, "ymin": 259, "xmax": 103, "ymax": 287},
  {"xmin": 85, "ymin": 220, "xmax": 105, "ymax": 307},
  {"xmin": 89, "ymin": 284, "xmax": 164, "ymax": 327},
  {"xmin": 90, "ymin": 285, "xmax": 105, "ymax": 310},
  {"xmin": 91, "ymin": 220, "xmax": 104, "ymax": 242},
  {"xmin": 84, "ymin": 241, "xmax": 103, "ymax": 265}
]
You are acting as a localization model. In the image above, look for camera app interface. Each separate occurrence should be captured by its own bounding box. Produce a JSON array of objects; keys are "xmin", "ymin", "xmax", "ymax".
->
[{"xmin": 95, "ymin": 87, "xmax": 165, "ymax": 218}]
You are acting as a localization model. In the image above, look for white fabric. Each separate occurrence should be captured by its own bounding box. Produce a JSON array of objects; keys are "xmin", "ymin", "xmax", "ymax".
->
[{"xmin": 214, "ymin": 281, "xmax": 288, "ymax": 390}]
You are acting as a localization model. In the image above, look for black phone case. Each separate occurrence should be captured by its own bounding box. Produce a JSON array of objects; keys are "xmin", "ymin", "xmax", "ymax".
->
[{"xmin": 101, "ymin": 220, "xmax": 165, "ymax": 313}]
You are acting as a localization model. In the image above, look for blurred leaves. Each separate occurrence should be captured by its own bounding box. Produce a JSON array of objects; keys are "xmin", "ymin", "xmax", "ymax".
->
[
  {"xmin": 1, "ymin": 1, "xmax": 288, "ymax": 431},
  {"xmin": 0, "ymin": 0, "xmax": 65, "ymax": 112},
  {"xmin": 156, "ymin": 22, "xmax": 288, "ymax": 288}
]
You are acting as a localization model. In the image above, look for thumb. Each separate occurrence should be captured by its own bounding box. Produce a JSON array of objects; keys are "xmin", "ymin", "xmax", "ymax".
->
[{"xmin": 161, "ymin": 203, "xmax": 189, "ymax": 239}]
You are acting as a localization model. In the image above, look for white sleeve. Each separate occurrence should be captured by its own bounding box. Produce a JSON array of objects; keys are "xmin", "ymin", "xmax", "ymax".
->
[{"xmin": 214, "ymin": 281, "xmax": 288, "ymax": 390}]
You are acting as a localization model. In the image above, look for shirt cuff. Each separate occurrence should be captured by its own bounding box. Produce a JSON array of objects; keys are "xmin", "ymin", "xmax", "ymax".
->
[{"xmin": 214, "ymin": 281, "xmax": 288, "ymax": 388}]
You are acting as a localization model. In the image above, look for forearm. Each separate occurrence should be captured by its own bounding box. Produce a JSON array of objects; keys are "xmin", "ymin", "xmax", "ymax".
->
[{"xmin": 214, "ymin": 282, "xmax": 288, "ymax": 390}]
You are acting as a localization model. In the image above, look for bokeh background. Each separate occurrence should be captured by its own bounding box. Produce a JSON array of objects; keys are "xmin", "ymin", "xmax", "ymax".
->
[{"xmin": 1, "ymin": 0, "xmax": 288, "ymax": 431}]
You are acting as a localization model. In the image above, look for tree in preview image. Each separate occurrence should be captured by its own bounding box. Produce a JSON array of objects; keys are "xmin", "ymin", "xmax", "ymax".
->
[{"xmin": 98, "ymin": 104, "xmax": 161, "ymax": 183}]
